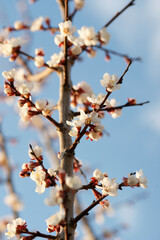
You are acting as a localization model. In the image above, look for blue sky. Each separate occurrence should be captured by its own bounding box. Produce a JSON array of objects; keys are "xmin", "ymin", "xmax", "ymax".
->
[{"xmin": 0, "ymin": 0, "xmax": 160, "ymax": 240}]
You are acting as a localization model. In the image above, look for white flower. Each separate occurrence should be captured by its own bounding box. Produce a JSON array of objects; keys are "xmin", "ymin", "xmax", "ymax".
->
[
  {"xmin": 46, "ymin": 208, "xmax": 65, "ymax": 228},
  {"xmin": 127, "ymin": 174, "xmax": 139, "ymax": 186},
  {"xmin": 42, "ymin": 102, "xmax": 54, "ymax": 116},
  {"xmin": 109, "ymin": 99, "xmax": 122, "ymax": 119},
  {"xmin": 68, "ymin": 127, "xmax": 78, "ymax": 137},
  {"xmin": 78, "ymin": 26, "xmax": 98, "ymax": 46},
  {"xmin": 59, "ymin": 20, "xmax": 76, "ymax": 37},
  {"xmin": 93, "ymin": 169, "xmax": 105, "ymax": 181},
  {"xmin": 30, "ymin": 166, "xmax": 46, "ymax": 194},
  {"xmin": 18, "ymin": 103, "xmax": 30, "ymax": 122},
  {"xmin": 70, "ymin": 45, "xmax": 82, "ymax": 55},
  {"xmin": 0, "ymin": 37, "xmax": 26, "ymax": 57},
  {"xmin": 87, "ymin": 93, "xmax": 106, "ymax": 107},
  {"xmin": 30, "ymin": 166, "xmax": 45, "ymax": 182},
  {"xmin": 30, "ymin": 17, "xmax": 43, "ymax": 31},
  {"xmin": 2, "ymin": 69, "xmax": 15, "ymax": 79},
  {"xmin": 48, "ymin": 168, "xmax": 56, "ymax": 177},
  {"xmin": 65, "ymin": 175, "xmax": 83, "ymax": 189},
  {"xmin": 35, "ymin": 99, "xmax": 48, "ymax": 110},
  {"xmin": 99, "ymin": 28, "xmax": 110, "ymax": 45},
  {"xmin": 14, "ymin": 21, "xmax": 24, "ymax": 30},
  {"xmin": 44, "ymin": 187, "xmax": 63, "ymax": 206},
  {"xmin": 5, "ymin": 218, "xmax": 26, "ymax": 239},
  {"xmin": 17, "ymin": 82, "xmax": 34, "ymax": 95},
  {"xmin": 54, "ymin": 34, "xmax": 64, "ymax": 46},
  {"xmin": 28, "ymin": 145, "xmax": 42, "ymax": 159},
  {"xmin": 74, "ymin": 0, "xmax": 85, "ymax": 9},
  {"xmin": 34, "ymin": 56, "xmax": 44, "ymax": 68},
  {"xmin": 72, "ymin": 81, "xmax": 93, "ymax": 106},
  {"xmin": 87, "ymin": 48, "xmax": 96, "ymax": 58},
  {"xmin": 97, "ymin": 177, "xmax": 119, "ymax": 196},
  {"xmin": 100, "ymin": 73, "xmax": 120, "ymax": 92},
  {"xmin": 88, "ymin": 124, "xmax": 104, "ymax": 141},
  {"xmin": 4, "ymin": 193, "xmax": 23, "ymax": 212},
  {"xmin": 47, "ymin": 51, "xmax": 64, "ymax": 67},
  {"xmin": 136, "ymin": 169, "xmax": 148, "ymax": 188},
  {"xmin": 67, "ymin": 110, "xmax": 100, "ymax": 129},
  {"xmin": 68, "ymin": 35, "xmax": 84, "ymax": 46}
]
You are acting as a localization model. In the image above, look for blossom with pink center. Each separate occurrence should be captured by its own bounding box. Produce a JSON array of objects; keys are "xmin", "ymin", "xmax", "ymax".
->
[
  {"xmin": 97, "ymin": 177, "xmax": 119, "ymax": 196},
  {"xmin": 78, "ymin": 26, "xmax": 98, "ymax": 46},
  {"xmin": 100, "ymin": 73, "xmax": 120, "ymax": 92},
  {"xmin": 59, "ymin": 20, "xmax": 76, "ymax": 37}
]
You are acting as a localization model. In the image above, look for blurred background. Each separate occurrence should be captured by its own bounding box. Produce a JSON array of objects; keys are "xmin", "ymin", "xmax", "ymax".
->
[{"xmin": 0, "ymin": 0, "xmax": 159, "ymax": 239}]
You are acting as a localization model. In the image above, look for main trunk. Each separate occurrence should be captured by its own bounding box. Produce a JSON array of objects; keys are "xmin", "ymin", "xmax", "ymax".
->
[{"xmin": 58, "ymin": 66, "xmax": 75, "ymax": 240}]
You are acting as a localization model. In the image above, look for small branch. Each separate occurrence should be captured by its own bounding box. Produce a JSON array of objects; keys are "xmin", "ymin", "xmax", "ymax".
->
[
  {"xmin": 18, "ymin": 50, "xmax": 61, "ymax": 72},
  {"xmin": 23, "ymin": 230, "xmax": 59, "ymax": 239},
  {"xmin": 103, "ymin": 0, "xmax": 136, "ymax": 28},
  {"xmin": 72, "ymin": 100, "xmax": 149, "ymax": 117},
  {"xmin": 101, "ymin": 100, "xmax": 150, "ymax": 112},
  {"xmin": 67, "ymin": 125, "xmax": 88, "ymax": 153},
  {"xmin": 29, "ymin": 144, "xmax": 56, "ymax": 186},
  {"xmin": 118, "ymin": 60, "xmax": 132, "ymax": 84},
  {"xmin": 5, "ymin": 25, "xmax": 59, "ymax": 33},
  {"xmin": 94, "ymin": 45, "xmax": 141, "ymax": 62},
  {"xmin": 5, "ymin": 82, "xmax": 61, "ymax": 129},
  {"xmin": 71, "ymin": 195, "xmax": 107, "ymax": 224},
  {"xmin": 75, "ymin": 197, "xmax": 98, "ymax": 240},
  {"xmin": 68, "ymin": 8, "xmax": 78, "ymax": 20}
]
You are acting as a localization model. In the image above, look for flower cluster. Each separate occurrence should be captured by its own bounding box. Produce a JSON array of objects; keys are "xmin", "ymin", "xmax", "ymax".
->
[
  {"xmin": 71, "ymin": 81, "xmax": 93, "ymax": 108},
  {"xmin": 20, "ymin": 145, "xmax": 57, "ymax": 193},
  {"xmin": 35, "ymin": 99, "xmax": 55, "ymax": 116},
  {"xmin": 5, "ymin": 218, "xmax": 27, "ymax": 239},
  {"xmin": 53, "ymin": 20, "xmax": 110, "ymax": 60},
  {"xmin": 67, "ymin": 109, "xmax": 104, "ymax": 141},
  {"xmin": 123, "ymin": 169, "xmax": 148, "ymax": 188},
  {"xmin": 46, "ymin": 208, "xmax": 65, "ymax": 234},
  {"xmin": 2, "ymin": 68, "xmax": 34, "ymax": 97},
  {"xmin": 0, "ymin": 37, "xmax": 26, "ymax": 61},
  {"xmin": 92, "ymin": 169, "xmax": 119, "ymax": 197}
]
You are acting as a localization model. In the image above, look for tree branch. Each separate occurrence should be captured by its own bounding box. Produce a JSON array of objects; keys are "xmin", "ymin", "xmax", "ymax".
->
[{"xmin": 103, "ymin": 0, "xmax": 136, "ymax": 28}]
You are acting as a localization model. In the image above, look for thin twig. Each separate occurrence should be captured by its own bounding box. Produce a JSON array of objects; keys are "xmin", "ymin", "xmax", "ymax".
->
[
  {"xmin": 68, "ymin": 8, "xmax": 77, "ymax": 20},
  {"xmin": 22, "ymin": 230, "xmax": 59, "ymax": 239},
  {"xmin": 95, "ymin": 45, "xmax": 141, "ymax": 62},
  {"xmin": 29, "ymin": 144, "xmax": 56, "ymax": 186},
  {"xmin": 5, "ymin": 82, "xmax": 61, "ymax": 129},
  {"xmin": 18, "ymin": 50, "xmax": 61, "ymax": 72},
  {"xmin": 67, "ymin": 125, "xmax": 88, "ymax": 154},
  {"xmin": 71, "ymin": 195, "xmax": 107, "ymax": 224},
  {"xmin": 103, "ymin": 0, "xmax": 136, "ymax": 28}
]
